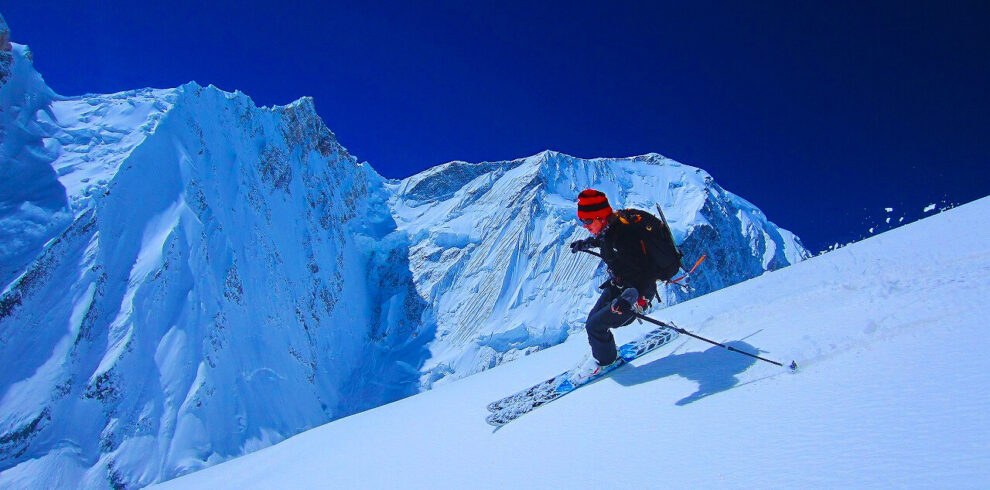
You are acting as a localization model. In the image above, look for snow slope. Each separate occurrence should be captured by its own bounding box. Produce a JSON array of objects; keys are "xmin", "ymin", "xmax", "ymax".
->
[{"xmin": 152, "ymin": 196, "xmax": 990, "ymax": 489}]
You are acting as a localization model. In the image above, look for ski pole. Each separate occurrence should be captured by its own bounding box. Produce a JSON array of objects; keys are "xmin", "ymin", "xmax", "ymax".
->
[
  {"xmin": 574, "ymin": 248, "xmax": 796, "ymax": 369},
  {"xmin": 578, "ymin": 249, "xmax": 603, "ymax": 259},
  {"xmin": 633, "ymin": 313, "xmax": 797, "ymax": 370}
]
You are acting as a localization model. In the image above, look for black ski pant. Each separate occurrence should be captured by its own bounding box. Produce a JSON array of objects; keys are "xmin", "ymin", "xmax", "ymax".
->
[{"xmin": 584, "ymin": 285, "xmax": 637, "ymax": 366}]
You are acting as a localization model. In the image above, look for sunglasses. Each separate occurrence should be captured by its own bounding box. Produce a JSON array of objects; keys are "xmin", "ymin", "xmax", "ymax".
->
[{"xmin": 579, "ymin": 218, "xmax": 595, "ymax": 226}]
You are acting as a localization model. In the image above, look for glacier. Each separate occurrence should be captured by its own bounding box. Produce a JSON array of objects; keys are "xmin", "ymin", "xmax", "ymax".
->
[{"xmin": 0, "ymin": 17, "xmax": 808, "ymax": 489}]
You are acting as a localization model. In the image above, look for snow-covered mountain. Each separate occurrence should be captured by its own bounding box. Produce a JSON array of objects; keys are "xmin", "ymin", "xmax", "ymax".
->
[
  {"xmin": 153, "ymin": 195, "xmax": 990, "ymax": 490},
  {"xmin": 0, "ymin": 21, "xmax": 70, "ymax": 291},
  {"xmin": 0, "ymin": 19, "xmax": 808, "ymax": 489},
  {"xmin": 0, "ymin": 28, "xmax": 427, "ymax": 488},
  {"xmin": 391, "ymin": 152, "xmax": 808, "ymax": 386}
]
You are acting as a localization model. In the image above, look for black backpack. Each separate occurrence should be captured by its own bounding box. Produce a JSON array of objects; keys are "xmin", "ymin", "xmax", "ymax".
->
[{"xmin": 615, "ymin": 208, "xmax": 683, "ymax": 282}]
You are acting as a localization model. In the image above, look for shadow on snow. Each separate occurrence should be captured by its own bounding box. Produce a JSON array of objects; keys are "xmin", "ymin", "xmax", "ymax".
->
[{"xmin": 610, "ymin": 341, "xmax": 758, "ymax": 405}]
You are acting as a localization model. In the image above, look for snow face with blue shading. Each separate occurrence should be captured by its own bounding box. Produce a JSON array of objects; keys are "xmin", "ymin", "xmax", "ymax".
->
[
  {"xmin": 0, "ymin": 28, "xmax": 808, "ymax": 490},
  {"xmin": 0, "ymin": 39, "xmax": 71, "ymax": 290},
  {"xmin": 0, "ymin": 35, "xmax": 429, "ymax": 487},
  {"xmin": 392, "ymin": 151, "xmax": 808, "ymax": 387}
]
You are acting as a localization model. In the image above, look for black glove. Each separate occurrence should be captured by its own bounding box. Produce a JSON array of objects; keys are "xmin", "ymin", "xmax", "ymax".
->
[
  {"xmin": 569, "ymin": 237, "xmax": 601, "ymax": 254},
  {"xmin": 610, "ymin": 297, "xmax": 632, "ymax": 314},
  {"xmin": 610, "ymin": 287, "xmax": 641, "ymax": 314}
]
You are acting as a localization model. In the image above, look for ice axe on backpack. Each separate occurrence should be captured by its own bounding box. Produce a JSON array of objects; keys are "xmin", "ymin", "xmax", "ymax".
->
[{"xmin": 651, "ymin": 203, "xmax": 708, "ymax": 291}]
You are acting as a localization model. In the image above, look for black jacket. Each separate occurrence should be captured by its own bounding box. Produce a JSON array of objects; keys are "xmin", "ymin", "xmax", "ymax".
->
[{"xmin": 596, "ymin": 215, "xmax": 659, "ymax": 300}]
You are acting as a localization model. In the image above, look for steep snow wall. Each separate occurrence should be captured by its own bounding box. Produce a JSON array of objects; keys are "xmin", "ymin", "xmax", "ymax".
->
[
  {"xmin": 390, "ymin": 151, "xmax": 809, "ymax": 386},
  {"xmin": 0, "ymin": 39, "xmax": 70, "ymax": 289},
  {"xmin": 0, "ymin": 43, "xmax": 428, "ymax": 487}
]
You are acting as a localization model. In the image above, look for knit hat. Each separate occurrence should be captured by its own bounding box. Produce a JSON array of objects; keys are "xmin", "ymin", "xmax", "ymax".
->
[{"xmin": 577, "ymin": 189, "xmax": 613, "ymax": 221}]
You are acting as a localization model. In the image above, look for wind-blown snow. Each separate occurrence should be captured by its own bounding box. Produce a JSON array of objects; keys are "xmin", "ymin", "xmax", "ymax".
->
[{"xmin": 152, "ymin": 196, "xmax": 990, "ymax": 489}]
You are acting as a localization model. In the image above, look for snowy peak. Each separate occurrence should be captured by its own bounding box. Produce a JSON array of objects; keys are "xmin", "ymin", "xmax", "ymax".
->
[
  {"xmin": 396, "ymin": 157, "xmax": 524, "ymax": 204},
  {"xmin": 390, "ymin": 150, "xmax": 809, "ymax": 388},
  {"xmin": 0, "ymin": 73, "xmax": 424, "ymax": 488},
  {"xmin": 50, "ymin": 87, "xmax": 177, "ymax": 212}
]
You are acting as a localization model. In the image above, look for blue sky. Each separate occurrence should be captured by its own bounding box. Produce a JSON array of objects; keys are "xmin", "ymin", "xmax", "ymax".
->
[{"xmin": 3, "ymin": 1, "xmax": 987, "ymax": 252}]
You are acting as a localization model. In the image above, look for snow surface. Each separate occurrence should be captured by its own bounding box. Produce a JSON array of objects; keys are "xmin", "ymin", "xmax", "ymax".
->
[{"xmin": 152, "ymin": 198, "xmax": 990, "ymax": 489}]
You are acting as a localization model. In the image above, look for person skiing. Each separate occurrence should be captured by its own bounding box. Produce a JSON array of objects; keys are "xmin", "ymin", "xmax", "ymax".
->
[{"xmin": 568, "ymin": 188, "xmax": 676, "ymax": 378}]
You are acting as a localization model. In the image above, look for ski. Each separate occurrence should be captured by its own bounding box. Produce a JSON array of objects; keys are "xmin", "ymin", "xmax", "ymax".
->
[{"xmin": 486, "ymin": 326, "xmax": 678, "ymax": 426}]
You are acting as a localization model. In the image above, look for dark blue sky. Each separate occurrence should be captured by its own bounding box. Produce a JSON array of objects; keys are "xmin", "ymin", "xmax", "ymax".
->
[{"xmin": 4, "ymin": 2, "xmax": 988, "ymax": 252}]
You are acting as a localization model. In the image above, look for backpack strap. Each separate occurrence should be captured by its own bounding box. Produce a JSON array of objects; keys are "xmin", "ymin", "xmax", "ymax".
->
[
  {"xmin": 616, "ymin": 210, "xmax": 651, "ymax": 258},
  {"xmin": 616, "ymin": 209, "xmax": 642, "ymax": 225}
]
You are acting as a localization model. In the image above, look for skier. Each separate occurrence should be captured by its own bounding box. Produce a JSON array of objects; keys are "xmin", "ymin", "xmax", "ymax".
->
[{"xmin": 568, "ymin": 189, "xmax": 678, "ymax": 379}]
